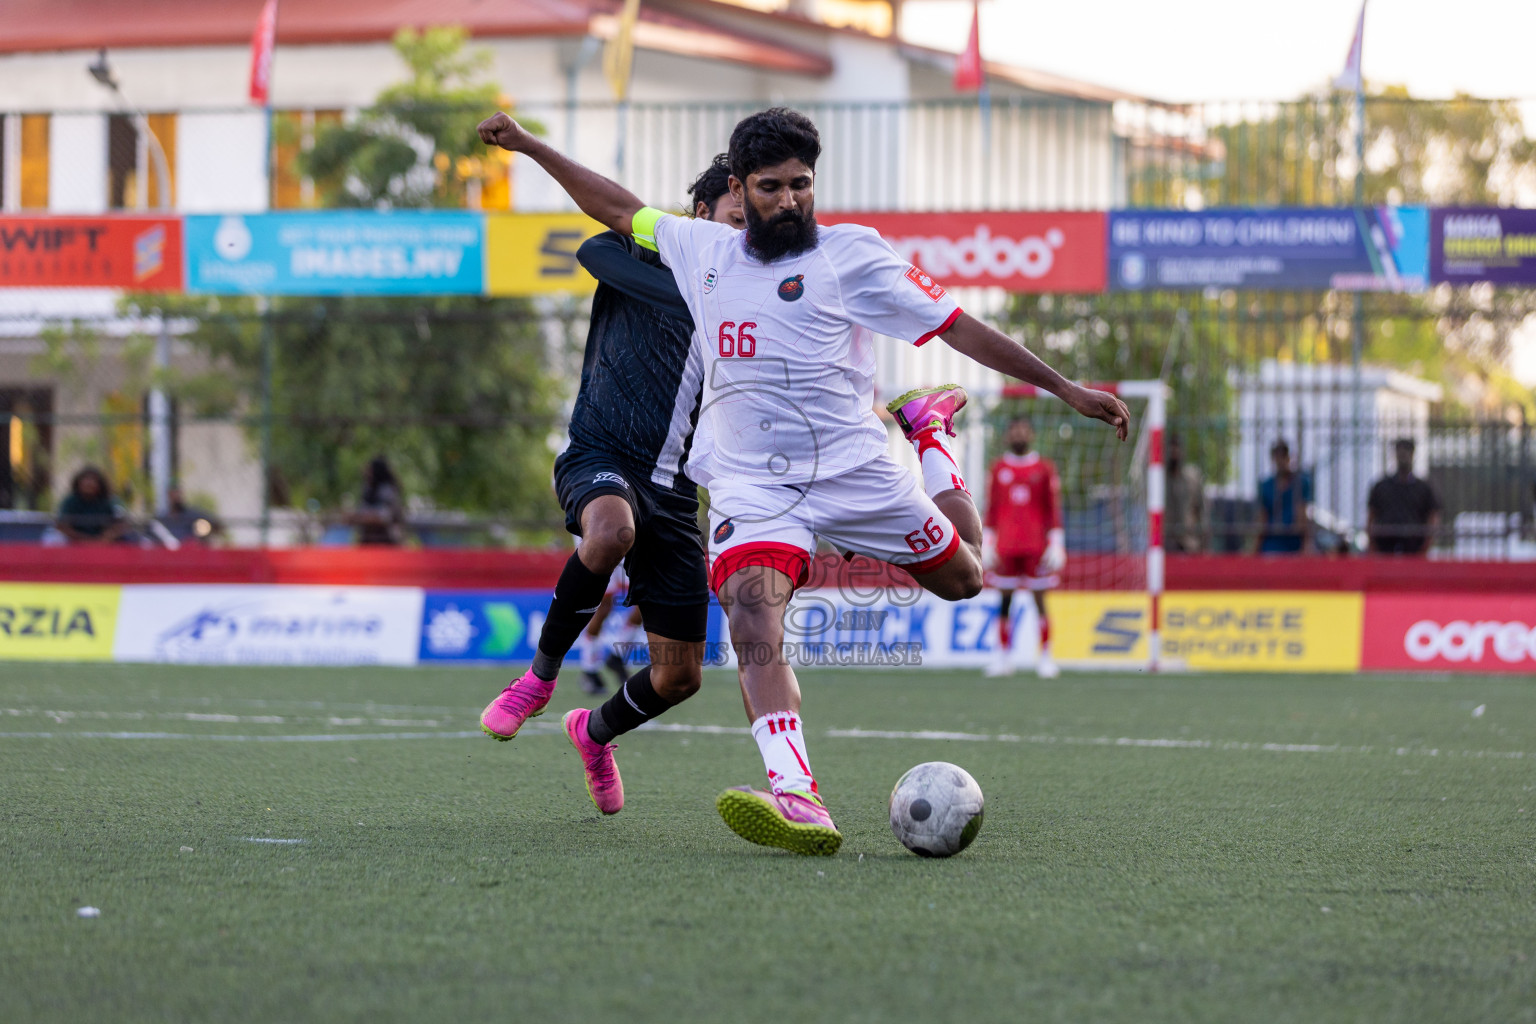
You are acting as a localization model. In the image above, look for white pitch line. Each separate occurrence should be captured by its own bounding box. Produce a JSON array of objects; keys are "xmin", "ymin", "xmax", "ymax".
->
[
  {"xmin": 0, "ymin": 721, "xmax": 1530, "ymax": 761},
  {"xmin": 240, "ymin": 837, "xmax": 304, "ymax": 845},
  {"xmin": 0, "ymin": 730, "xmax": 485, "ymax": 742}
]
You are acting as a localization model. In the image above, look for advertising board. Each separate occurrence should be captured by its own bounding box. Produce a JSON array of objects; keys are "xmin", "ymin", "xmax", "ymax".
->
[
  {"xmin": 112, "ymin": 585, "xmax": 423, "ymax": 666},
  {"xmin": 1109, "ymin": 207, "xmax": 1427, "ymax": 292},
  {"xmin": 0, "ymin": 584, "xmax": 121, "ymax": 662},
  {"xmin": 0, "ymin": 216, "xmax": 182, "ymax": 289},
  {"xmin": 1430, "ymin": 207, "xmax": 1536, "ymax": 285},
  {"xmin": 817, "ymin": 211, "xmax": 1106, "ymax": 293},
  {"xmin": 484, "ymin": 212, "xmax": 604, "ymax": 296},
  {"xmin": 184, "ymin": 212, "xmax": 483, "ymax": 294},
  {"xmin": 1361, "ymin": 593, "xmax": 1536, "ymax": 673}
]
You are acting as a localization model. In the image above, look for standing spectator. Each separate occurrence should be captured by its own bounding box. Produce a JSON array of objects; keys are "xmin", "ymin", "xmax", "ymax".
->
[
  {"xmin": 1367, "ymin": 438, "xmax": 1441, "ymax": 555},
  {"xmin": 157, "ymin": 484, "xmax": 224, "ymax": 546},
  {"xmin": 1163, "ymin": 433, "xmax": 1206, "ymax": 553},
  {"xmin": 352, "ymin": 456, "xmax": 404, "ymax": 546},
  {"xmin": 1254, "ymin": 440, "xmax": 1312, "ymax": 554},
  {"xmin": 56, "ymin": 466, "xmax": 129, "ymax": 544}
]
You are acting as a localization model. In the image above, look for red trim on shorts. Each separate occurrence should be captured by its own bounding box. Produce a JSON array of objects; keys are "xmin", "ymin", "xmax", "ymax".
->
[
  {"xmin": 913, "ymin": 307, "xmax": 963, "ymax": 347},
  {"xmin": 903, "ymin": 530, "xmax": 961, "ymax": 575},
  {"xmin": 709, "ymin": 541, "xmax": 811, "ymax": 595}
]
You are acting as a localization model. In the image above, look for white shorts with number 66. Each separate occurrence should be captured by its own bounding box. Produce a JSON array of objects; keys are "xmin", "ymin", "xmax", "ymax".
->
[{"xmin": 704, "ymin": 453, "xmax": 960, "ymax": 593}]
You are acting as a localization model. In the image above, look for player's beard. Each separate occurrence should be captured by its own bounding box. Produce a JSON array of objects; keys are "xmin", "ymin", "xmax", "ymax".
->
[{"xmin": 743, "ymin": 201, "xmax": 818, "ymax": 263}]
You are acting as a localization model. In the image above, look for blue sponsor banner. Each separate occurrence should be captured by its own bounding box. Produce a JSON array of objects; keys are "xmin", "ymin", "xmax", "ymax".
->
[
  {"xmin": 1431, "ymin": 207, "xmax": 1536, "ymax": 285},
  {"xmin": 1108, "ymin": 206, "xmax": 1427, "ymax": 292},
  {"xmin": 184, "ymin": 212, "xmax": 484, "ymax": 295},
  {"xmin": 419, "ymin": 590, "xmax": 728, "ymax": 665}
]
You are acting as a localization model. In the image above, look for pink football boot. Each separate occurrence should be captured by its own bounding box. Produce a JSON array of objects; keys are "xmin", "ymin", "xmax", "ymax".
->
[
  {"xmin": 479, "ymin": 669, "xmax": 555, "ymax": 741},
  {"xmin": 562, "ymin": 709, "xmax": 624, "ymax": 815},
  {"xmin": 715, "ymin": 786, "xmax": 842, "ymax": 856},
  {"xmin": 886, "ymin": 384, "xmax": 968, "ymax": 441}
]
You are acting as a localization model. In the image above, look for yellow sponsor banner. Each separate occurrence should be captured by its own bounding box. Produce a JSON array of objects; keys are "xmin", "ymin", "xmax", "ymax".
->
[
  {"xmin": 1162, "ymin": 591, "xmax": 1363, "ymax": 672},
  {"xmin": 1049, "ymin": 592, "xmax": 1151, "ymax": 664},
  {"xmin": 0, "ymin": 584, "xmax": 121, "ymax": 662},
  {"xmin": 485, "ymin": 212, "xmax": 605, "ymax": 296},
  {"xmin": 1049, "ymin": 590, "xmax": 1364, "ymax": 672}
]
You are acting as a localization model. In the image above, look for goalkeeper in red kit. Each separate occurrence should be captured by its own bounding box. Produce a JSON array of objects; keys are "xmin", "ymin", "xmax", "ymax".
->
[{"xmin": 983, "ymin": 415, "xmax": 1065, "ymax": 678}]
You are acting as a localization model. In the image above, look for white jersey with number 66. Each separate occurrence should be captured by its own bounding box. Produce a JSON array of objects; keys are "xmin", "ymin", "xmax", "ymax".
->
[{"xmin": 646, "ymin": 212, "xmax": 962, "ymax": 488}]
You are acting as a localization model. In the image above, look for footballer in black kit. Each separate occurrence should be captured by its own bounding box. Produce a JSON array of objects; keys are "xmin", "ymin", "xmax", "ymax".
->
[{"xmin": 476, "ymin": 153, "xmax": 745, "ymax": 815}]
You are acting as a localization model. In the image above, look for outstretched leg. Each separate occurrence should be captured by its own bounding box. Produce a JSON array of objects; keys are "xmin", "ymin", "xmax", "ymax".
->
[{"xmin": 888, "ymin": 385, "xmax": 984, "ymax": 601}]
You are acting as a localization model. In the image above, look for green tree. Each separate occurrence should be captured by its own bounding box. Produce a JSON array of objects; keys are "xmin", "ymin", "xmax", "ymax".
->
[
  {"xmin": 151, "ymin": 294, "xmax": 563, "ymax": 526},
  {"xmin": 299, "ymin": 26, "xmax": 532, "ymax": 209}
]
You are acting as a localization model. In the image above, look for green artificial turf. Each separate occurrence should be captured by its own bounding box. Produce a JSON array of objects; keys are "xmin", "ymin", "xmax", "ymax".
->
[{"xmin": 2, "ymin": 662, "xmax": 1534, "ymax": 1023}]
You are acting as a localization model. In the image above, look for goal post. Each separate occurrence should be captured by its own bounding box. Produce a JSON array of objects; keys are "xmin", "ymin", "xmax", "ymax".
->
[{"xmin": 993, "ymin": 379, "xmax": 1170, "ymax": 672}]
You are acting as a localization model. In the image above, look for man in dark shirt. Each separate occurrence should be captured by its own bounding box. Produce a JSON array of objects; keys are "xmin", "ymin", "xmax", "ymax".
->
[
  {"xmin": 1368, "ymin": 438, "xmax": 1441, "ymax": 555},
  {"xmin": 478, "ymin": 154, "xmax": 745, "ymax": 815},
  {"xmin": 56, "ymin": 466, "xmax": 129, "ymax": 544}
]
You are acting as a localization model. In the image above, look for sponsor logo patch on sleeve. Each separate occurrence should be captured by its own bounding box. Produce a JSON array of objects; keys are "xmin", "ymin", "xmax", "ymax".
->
[{"xmin": 905, "ymin": 265, "xmax": 946, "ymax": 301}]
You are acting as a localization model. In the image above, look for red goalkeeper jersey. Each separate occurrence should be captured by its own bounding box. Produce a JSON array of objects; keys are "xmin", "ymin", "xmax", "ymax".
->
[{"xmin": 984, "ymin": 452, "xmax": 1061, "ymax": 556}]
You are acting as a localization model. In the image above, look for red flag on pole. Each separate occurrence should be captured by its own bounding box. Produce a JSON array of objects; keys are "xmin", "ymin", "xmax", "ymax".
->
[
  {"xmin": 953, "ymin": 1, "xmax": 983, "ymax": 92},
  {"xmin": 249, "ymin": 0, "xmax": 279, "ymax": 105}
]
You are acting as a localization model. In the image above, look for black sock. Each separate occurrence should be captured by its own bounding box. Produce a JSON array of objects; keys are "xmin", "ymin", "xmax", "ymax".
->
[
  {"xmin": 587, "ymin": 667, "xmax": 673, "ymax": 744},
  {"xmin": 531, "ymin": 552, "xmax": 612, "ymax": 681}
]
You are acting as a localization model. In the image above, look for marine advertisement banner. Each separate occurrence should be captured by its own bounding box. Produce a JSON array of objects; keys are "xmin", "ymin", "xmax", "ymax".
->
[
  {"xmin": 1429, "ymin": 207, "xmax": 1536, "ymax": 285},
  {"xmin": 112, "ymin": 585, "xmax": 423, "ymax": 666},
  {"xmin": 1108, "ymin": 207, "xmax": 1428, "ymax": 292},
  {"xmin": 817, "ymin": 211, "xmax": 1107, "ymax": 293},
  {"xmin": 484, "ymin": 212, "xmax": 604, "ymax": 296},
  {"xmin": 0, "ymin": 216, "xmax": 182, "ymax": 289},
  {"xmin": 0, "ymin": 584, "xmax": 122, "ymax": 662},
  {"xmin": 1361, "ymin": 593, "xmax": 1536, "ymax": 673},
  {"xmin": 183, "ymin": 212, "xmax": 484, "ymax": 294}
]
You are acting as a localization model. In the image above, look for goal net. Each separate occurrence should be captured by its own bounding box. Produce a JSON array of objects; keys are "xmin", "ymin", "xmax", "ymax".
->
[{"xmin": 986, "ymin": 380, "xmax": 1169, "ymax": 671}]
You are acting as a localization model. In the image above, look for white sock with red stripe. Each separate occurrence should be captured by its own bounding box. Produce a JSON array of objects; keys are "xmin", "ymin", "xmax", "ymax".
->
[
  {"xmin": 912, "ymin": 427, "xmax": 968, "ymax": 499},
  {"xmin": 751, "ymin": 710, "xmax": 818, "ymax": 797}
]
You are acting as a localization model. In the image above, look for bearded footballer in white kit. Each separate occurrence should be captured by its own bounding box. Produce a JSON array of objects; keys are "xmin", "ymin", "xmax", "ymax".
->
[{"xmin": 479, "ymin": 107, "xmax": 1129, "ymax": 856}]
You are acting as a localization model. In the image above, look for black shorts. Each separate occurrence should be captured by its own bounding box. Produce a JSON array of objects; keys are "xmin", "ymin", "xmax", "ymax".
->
[{"xmin": 553, "ymin": 448, "xmax": 708, "ymax": 642}]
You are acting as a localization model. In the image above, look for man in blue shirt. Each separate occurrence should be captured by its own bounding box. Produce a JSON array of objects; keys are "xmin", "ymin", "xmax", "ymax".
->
[{"xmin": 1254, "ymin": 440, "xmax": 1312, "ymax": 554}]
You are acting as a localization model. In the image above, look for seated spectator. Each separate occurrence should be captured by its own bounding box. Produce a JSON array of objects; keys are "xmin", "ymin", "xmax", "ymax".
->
[
  {"xmin": 1367, "ymin": 438, "xmax": 1441, "ymax": 555},
  {"xmin": 157, "ymin": 485, "xmax": 223, "ymax": 546},
  {"xmin": 351, "ymin": 456, "xmax": 404, "ymax": 546},
  {"xmin": 1254, "ymin": 440, "xmax": 1312, "ymax": 555},
  {"xmin": 56, "ymin": 466, "xmax": 129, "ymax": 545},
  {"xmin": 1164, "ymin": 434, "xmax": 1207, "ymax": 553}
]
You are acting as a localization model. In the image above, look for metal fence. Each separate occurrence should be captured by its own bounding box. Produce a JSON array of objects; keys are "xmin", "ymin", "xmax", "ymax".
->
[{"xmin": 2, "ymin": 95, "xmax": 1533, "ymax": 556}]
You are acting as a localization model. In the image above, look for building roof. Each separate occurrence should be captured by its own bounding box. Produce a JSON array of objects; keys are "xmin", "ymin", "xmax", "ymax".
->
[{"xmin": 0, "ymin": 0, "xmax": 832, "ymax": 75}]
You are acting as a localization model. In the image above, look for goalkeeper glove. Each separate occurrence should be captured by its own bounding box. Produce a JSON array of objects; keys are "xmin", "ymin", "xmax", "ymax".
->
[{"xmin": 1040, "ymin": 529, "xmax": 1067, "ymax": 574}]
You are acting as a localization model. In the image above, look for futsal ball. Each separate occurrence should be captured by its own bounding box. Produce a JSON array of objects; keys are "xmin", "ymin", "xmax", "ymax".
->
[{"xmin": 888, "ymin": 761, "xmax": 985, "ymax": 857}]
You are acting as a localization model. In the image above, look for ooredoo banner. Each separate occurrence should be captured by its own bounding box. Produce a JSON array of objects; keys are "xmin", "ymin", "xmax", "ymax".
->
[
  {"xmin": 816, "ymin": 211, "xmax": 1107, "ymax": 293},
  {"xmin": 112, "ymin": 585, "xmax": 423, "ymax": 666},
  {"xmin": 0, "ymin": 216, "xmax": 182, "ymax": 289},
  {"xmin": 1361, "ymin": 594, "xmax": 1536, "ymax": 673}
]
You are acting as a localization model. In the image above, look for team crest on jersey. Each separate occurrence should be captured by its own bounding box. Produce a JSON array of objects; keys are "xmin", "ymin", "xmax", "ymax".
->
[
  {"xmin": 904, "ymin": 265, "xmax": 946, "ymax": 301},
  {"xmin": 777, "ymin": 274, "xmax": 805, "ymax": 302},
  {"xmin": 703, "ymin": 269, "xmax": 718, "ymax": 294},
  {"xmin": 713, "ymin": 518, "xmax": 735, "ymax": 542}
]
